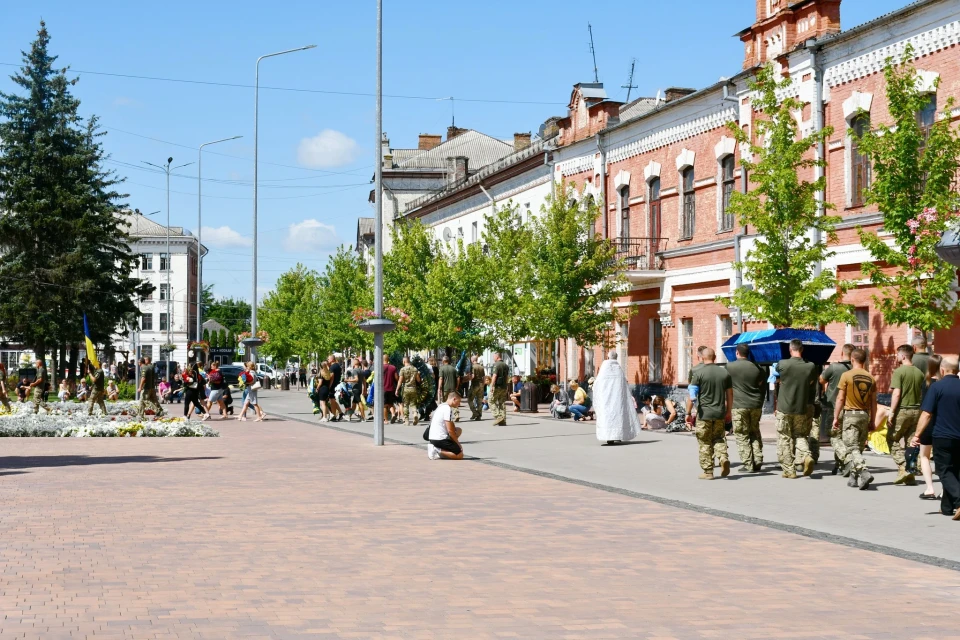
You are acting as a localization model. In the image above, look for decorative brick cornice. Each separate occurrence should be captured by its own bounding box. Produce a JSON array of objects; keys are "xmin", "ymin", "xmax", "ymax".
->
[
  {"xmin": 824, "ymin": 20, "xmax": 960, "ymax": 88},
  {"xmin": 606, "ymin": 107, "xmax": 738, "ymax": 165}
]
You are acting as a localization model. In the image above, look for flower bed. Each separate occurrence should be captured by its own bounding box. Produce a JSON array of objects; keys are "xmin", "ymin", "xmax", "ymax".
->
[{"xmin": 0, "ymin": 402, "xmax": 219, "ymax": 438}]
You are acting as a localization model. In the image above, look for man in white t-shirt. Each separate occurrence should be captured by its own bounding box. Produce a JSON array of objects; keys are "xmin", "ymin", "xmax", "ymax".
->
[{"xmin": 427, "ymin": 392, "xmax": 464, "ymax": 460}]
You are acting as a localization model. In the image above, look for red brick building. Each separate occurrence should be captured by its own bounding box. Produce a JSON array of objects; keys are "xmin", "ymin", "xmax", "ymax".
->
[{"xmin": 553, "ymin": 0, "xmax": 960, "ymax": 392}]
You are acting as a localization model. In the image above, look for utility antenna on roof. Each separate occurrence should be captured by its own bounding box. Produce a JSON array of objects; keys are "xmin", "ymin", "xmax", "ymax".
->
[
  {"xmin": 622, "ymin": 58, "xmax": 637, "ymax": 102},
  {"xmin": 437, "ymin": 96, "xmax": 455, "ymax": 127},
  {"xmin": 587, "ymin": 23, "xmax": 600, "ymax": 83}
]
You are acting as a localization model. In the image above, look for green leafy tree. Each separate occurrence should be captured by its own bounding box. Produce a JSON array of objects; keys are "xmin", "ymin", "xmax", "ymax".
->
[
  {"xmin": 259, "ymin": 264, "xmax": 321, "ymax": 364},
  {"xmin": 201, "ymin": 286, "xmax": 251, "ymax": 336},
  {"xmin": 529, "ymin": 189, "xmax": 627, "ymax": 347},
  {"xmin": 722, "ymin": 65, "xmax": 853, "ymax": 328},
  {"xmin": 317, "ymin": 246, "xmax": 373, "ymax": 355},
  {"xmin": 423, "ymin": 240, "xmax": 495, "ymax": 353},
  {"xmin": 384, "ymin": 221, "xmax": 436, "ymax": 351},
  {"xmin": 854, "ymin": 46, "xmax": 960, "ymax": 336},
  {"xmin": 0, "ymin": 22, "xmax": 151, "ymax": 356},
  {"xmin": 475, "ymin": 203, "xmax": 535, "ymax": 345}
]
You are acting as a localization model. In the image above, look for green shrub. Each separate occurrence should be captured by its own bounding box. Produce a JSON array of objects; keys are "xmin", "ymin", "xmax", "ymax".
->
[{"xmin": 116, "ymin": 381, "xmax": 137, "ymax": 400}]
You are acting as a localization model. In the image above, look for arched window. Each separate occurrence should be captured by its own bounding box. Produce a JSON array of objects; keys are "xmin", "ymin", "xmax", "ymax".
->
[
  {"xmin": 917, "ymin": 94, "xmax": 936, "ymax": 194},
  {"xmin": 619, "ymin": 185, "xmax": 630, "ymax": 239},
  {"xmin": 850, "ymin": 115, "xmax": 871, "ymax": 207},
  {"xmin": 681, "ymin": 167, "xmax": 696, "ymax": 239},
  {"xmin": 720, "ymin": 156, "xmax": 736, "ymax": 231}
]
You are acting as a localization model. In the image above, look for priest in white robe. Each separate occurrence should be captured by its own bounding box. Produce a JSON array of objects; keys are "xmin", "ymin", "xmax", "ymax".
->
[{"xmin": 593, "ymin": 350, "xmax": 642, "ymax": 444}]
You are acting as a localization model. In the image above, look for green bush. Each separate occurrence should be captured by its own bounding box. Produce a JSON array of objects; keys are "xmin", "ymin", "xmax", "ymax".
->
[{"xmin": 116, "ymin": 381, "xmax": 137, "ymax": 400}]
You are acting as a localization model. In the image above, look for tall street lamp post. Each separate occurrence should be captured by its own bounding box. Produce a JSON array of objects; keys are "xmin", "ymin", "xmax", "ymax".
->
[
  {"xmin": 249, "ymin": 45, "xmax": 316, "ymax": 362},
  {"xmin": 198, "ymin": 136, "xmax": 242, "ymax": 344},
  {"xmin": 143, "ymin": 158, "xmax": 194, "ymax": 383}
]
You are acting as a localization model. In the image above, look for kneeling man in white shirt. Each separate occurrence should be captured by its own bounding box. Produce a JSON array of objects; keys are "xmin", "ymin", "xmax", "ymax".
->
[{"xmin": 428, "ymin": 392, "xmax": 464, "ymax": 460}]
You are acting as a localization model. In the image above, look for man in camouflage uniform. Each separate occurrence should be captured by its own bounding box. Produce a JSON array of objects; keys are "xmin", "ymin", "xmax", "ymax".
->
[
  {"xmin": 490, "ymin": 352, "xmax": 510, "ymax": 426},
  {"xmin": 29, "ymin": 359, "xmax": 50, "ymax": 414},
  {"xmin": 686, "ymin": 348, "xmax": 732, "ymax": 479},
  {"xmin": 468, "ymin": 355, "xmax": 485, "ymax": 420},
  {"xmin": 87, "ymin": 361, "xmax": 107, "ymax": 416},
  {"xmin": 727, "ymin": 344, "xmax": 766, "ymax": 473},
  {"xmin": 438, "ymin": 355, "xmax": 461, "ymax": 423},
  {"xmin": 775, "ymin": 339, "xmax": 817, "ymax": 478},
  {"xmin": 820, "ymin": 343, "xmax": 853, "ymax": 475},
  {"xmin": 398, "ymin": 356, "xmax": 421, "ymax": 426},
  {"xmin": 0, "ymin": 363, "xmax": 12, "ymax": 412},
  {"xmin": 137, "ymin": 357, "xmax": 163, "ymax": 418},
  {"xmin": 887, "ymin": 344, "xmax": 925, "ymax": 486},
  {"xmin": 833, "ymin": 348, "xmax": 877, "ymax": 489}
]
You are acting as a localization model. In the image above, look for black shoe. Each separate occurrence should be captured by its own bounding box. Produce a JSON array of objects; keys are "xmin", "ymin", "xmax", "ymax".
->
[{"xmin": 831, "ymin": 461, "xmax": 839, "ymax": 476}]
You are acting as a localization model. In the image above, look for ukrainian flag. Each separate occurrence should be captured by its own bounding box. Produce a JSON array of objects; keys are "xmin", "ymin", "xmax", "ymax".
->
[{"xmin": 83, "ymin": 313, "xmax": 100, "ymax": 369}]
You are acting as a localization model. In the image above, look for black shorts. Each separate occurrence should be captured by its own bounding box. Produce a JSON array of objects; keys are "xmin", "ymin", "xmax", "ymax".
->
[
  {"xmin": 384, "ymin": 390, "xmax": 397, "ymax": 405},
  {"xmin": 316, "ymin": 386, "xmax": 329, "ymax": 402},
  {"xmin": 430, "ymin": 438, "xmax": 462, "ymax": 455},
  {"xmin": 920, "ymin": 425, "xmax": 934, "ymax": 446},
  {"xmin": 352, "ymin": 385, "xmax": 362, "ymax": 401}
]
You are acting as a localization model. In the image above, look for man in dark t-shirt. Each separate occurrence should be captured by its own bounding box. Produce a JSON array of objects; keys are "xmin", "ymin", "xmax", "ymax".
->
[
  {"xmin": 687, "ymin": 348, "xmax": 732, "ymax": 480},
  {"xmin": 381, "ymin": 355, "xmax": 398, "ymax": 423},
  {"xmin": 914, "ymin": 358, "xmax": 960, "ymax": 518},
  {"xmin": 820, "ymin": 344, "xmax": 854, "ymax": 475},
  {"xmin": 727, "ymin": 344, "xmax": 766, "ymax": 473},
  {"xmin": 775, "ymin": 340, "xmax": 817, "ymax": 478},
  {"xmin": 328, "ymin": 355, "xmax": 343, "ymax": 388}
]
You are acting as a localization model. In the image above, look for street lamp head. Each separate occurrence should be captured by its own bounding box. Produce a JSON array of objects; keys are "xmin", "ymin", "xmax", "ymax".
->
[{"xmin": 167, "ymin": 157, "xmax": 173, "ymax": 165}]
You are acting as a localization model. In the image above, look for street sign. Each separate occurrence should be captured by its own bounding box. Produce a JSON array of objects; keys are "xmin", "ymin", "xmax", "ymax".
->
[{"xmin": 237, "ymin": 344, "xmax": 245, "ymax": 356}]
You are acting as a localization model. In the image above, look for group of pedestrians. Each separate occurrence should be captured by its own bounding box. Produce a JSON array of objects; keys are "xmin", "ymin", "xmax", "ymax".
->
[{"xmin": 681, "ymin": 336, "xmax": 960, "ymax": 521}]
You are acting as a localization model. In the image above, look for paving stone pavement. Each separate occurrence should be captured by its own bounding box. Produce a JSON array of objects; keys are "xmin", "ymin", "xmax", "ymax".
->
[{"xmin": 2, "ymin": 416, "xmax": 960, "ymax": 639}]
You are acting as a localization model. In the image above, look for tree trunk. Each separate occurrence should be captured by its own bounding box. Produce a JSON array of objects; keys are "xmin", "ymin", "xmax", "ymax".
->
[
  {"xmin": 51, "ymin": 347, "xmax": 59, "ymax": 390},
  {"xmin": 58, "ymin": 344, "xmax": 67, "ymax": 382},
  {"xmin": 68, "ymin": 344, "xmax": 79, "ymax": 395}
]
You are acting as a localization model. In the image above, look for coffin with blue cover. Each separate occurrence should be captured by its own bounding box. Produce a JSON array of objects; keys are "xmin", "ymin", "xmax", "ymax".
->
[{"xmin": 721, "ymin": 329, "xmax": 836, "ymax": 366}]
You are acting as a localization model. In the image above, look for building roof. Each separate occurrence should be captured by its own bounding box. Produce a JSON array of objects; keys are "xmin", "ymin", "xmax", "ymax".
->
[
  {"xmin": 124, "ymin": 212, "xmax": 191, "ymax": 238},
  {"xmin": 403, "ymin": 135, "xmax": 555, "ymax": 214},
  {"xmin": 357, "ymin": 217, "xmax": 375, "ymax": 238},
  {"xmin": 577, "ymin": 82, "xmax": 607, "ymax": 100},
  {"xmin": 815, "ymin": 0, "xmax": 939, "ymax": 47},
  {"xmin": 202, "ymin": 319, "xmax": 228, "ymax": 334},
  {"xmin": 393, "ymin": 130, "xmax": 514, "ymax": 170},
  {"xmin": 619, "ymin": 97, "xmax": 660, "ymax": 122}
]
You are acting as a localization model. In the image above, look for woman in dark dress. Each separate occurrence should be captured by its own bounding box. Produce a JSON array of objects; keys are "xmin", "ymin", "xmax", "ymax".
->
[{"xmin": 182, "ymin": 361, "xmax": 210, "ymax": 421}]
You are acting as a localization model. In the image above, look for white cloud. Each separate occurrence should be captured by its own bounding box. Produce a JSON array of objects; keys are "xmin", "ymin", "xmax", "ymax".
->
[
  {"xmin": 297, "ymin": 129, "xmax": 360, "ymax": 168},
  {"xmin": 200, "ymin": 225, "xmax": 252, "ymax": 248},
  {"xmin": 284, "ymin": 219, "xmax": 338, "ymax": 252}
]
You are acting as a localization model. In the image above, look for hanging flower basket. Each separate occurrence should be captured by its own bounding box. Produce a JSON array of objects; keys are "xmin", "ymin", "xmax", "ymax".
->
[
  {"xmin": 188, "ymin": 340, "xmax": 210, "ymax": 352},
  {"xmin": 159, "ymin": 344, "xmax": 177, "ymax": 354},
  {"xmin": 236, "ymin": 330, "xmax": 269, "ymax": 345},
  {"xmin": 352, "ymin": 307, "xmax": 411, "ymax": 332}
]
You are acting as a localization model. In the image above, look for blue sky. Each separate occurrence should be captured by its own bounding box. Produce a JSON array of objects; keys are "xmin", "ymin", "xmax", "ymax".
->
[{"xmin": 0, "ymin": 0, "xmax": 906, "ymax": 302}]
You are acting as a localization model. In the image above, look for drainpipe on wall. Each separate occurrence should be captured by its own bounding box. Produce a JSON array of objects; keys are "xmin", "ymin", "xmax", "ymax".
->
[
  {"xmin": 808, "ymin": 40, "xmax": 825, "ymax": 281},
  {"xmin": 723, "ymin": 83, "xmax": 747, "ymax": 333},
  {"xmin": 596, "ymin": 133, "xmax": 607, "ymax": 240}
]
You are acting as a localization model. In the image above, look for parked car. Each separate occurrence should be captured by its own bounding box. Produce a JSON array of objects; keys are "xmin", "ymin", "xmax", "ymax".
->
[
  {"xmin": 217, "ymin": 365, "xmax": 245, "ymax": 388},
  {"xmin": 231, "ymin": 362, "xmax": 276, "ymax": 381},
  {"xmin": 153, "ymin": 361, "xmax": 180, "ymax": 381}
]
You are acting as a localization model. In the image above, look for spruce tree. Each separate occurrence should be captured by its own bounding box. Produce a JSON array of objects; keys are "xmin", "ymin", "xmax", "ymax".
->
[{"xmin": 0, "ymin": 22, "xmax": 150, "ymax": 357}]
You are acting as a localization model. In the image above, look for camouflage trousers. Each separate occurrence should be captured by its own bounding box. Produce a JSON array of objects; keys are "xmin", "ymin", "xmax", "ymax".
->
[
  {"xmin": 833, "ymin": 410, "xmax": 870, "ymax": 473},
  {"xmin": 88, "ymin": 390, "xmax": 107, "ymax": 416},
  {"xmin": 695, "ymin": 418, "xmax": 729, "ymax": 473},
  {"xmin": 888, "ymin": 407, "xmax": 920, "ymax": 470},
  {"xmin": 32, "ymin": 387, "xmax": 49, "ymax": 414},
  {"xmin": 0, "ymin": 389, "xmax": 10, "ymax": 412},
  {"xmin": 491, "ymin": 387, "xmax": 508, "ymax": 425},
  {"xmin": 776, "ymin": 411, "xmax": 812, "ymax": 473},
  {"xmin": 468, "ymin": 386, "xmax": 484, "ymax": 420},
  {"xmin": 138, "ymin": 390, "xmax": 163, "ymax": 419},
  {"xmin": 402, "ymin": 389, "xmax": 419, "ymax": 425},
  {"xmin": 732, "ymin": 408, "xmax": 763, "ymax": 470}
]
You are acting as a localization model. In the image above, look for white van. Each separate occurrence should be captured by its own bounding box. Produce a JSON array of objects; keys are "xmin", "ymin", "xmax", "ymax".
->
[{"xmin": 231, "ymin": 362, "xmax": 276, "ymax": 382}]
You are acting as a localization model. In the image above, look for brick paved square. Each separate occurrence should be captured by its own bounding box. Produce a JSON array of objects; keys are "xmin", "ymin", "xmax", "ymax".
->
[{"xmin": 2, "ymin": 420, "xmax": 959, "ymax": 639}]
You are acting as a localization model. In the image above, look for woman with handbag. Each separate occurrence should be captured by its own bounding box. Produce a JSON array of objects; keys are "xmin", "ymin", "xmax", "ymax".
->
[
  {"xmin": 237, "ymin": 361, "xmax": 266, "ymax": 422},
  {"xmin": 182, "ymin": 362, "xmax": 210, "ymax": 421}
]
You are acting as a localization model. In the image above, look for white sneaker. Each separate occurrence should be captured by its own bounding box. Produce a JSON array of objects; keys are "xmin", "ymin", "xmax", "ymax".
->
[{"xmin": 427, "ymin": 444, "xmax": 440, "ymax": 460}]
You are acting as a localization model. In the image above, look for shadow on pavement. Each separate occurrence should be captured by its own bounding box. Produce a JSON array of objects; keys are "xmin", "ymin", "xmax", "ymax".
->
[
  {"xmin": 0, "ymin": 455, "xmax": 223, "ymax": 470},
  {"xmin": 599, "ymin": 440, "xmax": 658, "ymax": 446},
  {"xmin": 0, "ymin": 470, "xmax": 29, "ymax": 476},
  {"xmin": 460, "ymin": 432, "xmax": 596, "ymax": 445}
]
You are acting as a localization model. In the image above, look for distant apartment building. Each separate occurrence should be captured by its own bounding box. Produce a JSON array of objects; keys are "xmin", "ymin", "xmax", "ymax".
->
[{"xmin": 115, "ymin": 212, "xmax": 205, "ymax": 366}]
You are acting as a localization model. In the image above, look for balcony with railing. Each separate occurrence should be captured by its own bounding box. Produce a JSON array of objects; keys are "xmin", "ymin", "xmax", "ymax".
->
[{"xmin": 613, "ymin": 237, "xmax": 667, "ymax": 272}]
